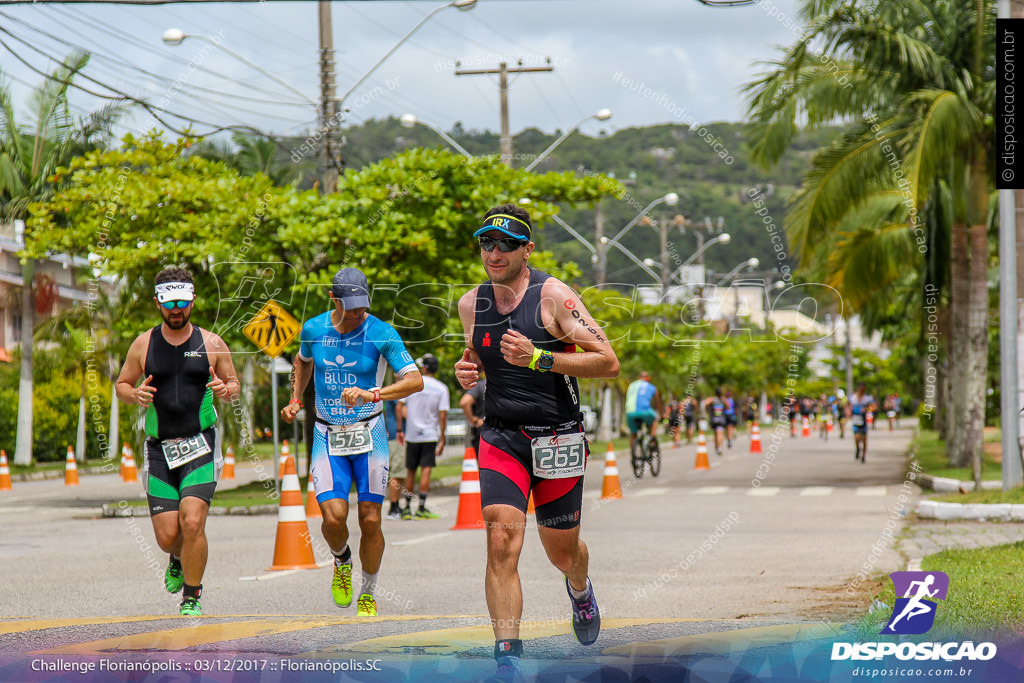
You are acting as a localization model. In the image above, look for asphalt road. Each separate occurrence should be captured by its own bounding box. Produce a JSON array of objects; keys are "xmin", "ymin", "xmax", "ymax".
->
[{"xmin": 0, "ymin": 421, "xmax": 917, "ymax": 681}]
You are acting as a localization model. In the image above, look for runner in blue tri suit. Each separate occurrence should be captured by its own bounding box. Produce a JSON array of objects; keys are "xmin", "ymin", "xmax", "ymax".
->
[
  {"xmin": 723, "ymin": 390, "xmax": 738, "ymax": 449},
  {"xmin": 281, "ymin": 268, "xmax": 422, "ymax": 618},
  {"xmin": 846, "ymin": 383, "xmax": 876, "ymax": 463}
]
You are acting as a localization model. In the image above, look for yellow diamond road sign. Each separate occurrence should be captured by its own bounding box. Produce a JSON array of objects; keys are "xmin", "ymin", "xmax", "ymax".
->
[{"xmin": 243, "ymin": 300, "xmax": 300, "ymax": 358}]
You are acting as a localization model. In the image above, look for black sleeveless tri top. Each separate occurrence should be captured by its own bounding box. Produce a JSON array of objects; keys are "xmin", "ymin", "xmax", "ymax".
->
[
  {"xmin": 473, "ymin": 268, "xmax": 581, "ymax": 426},
  {"xmin": 144, "ymin": 325, "xmax": 217, "ymax": 440}
]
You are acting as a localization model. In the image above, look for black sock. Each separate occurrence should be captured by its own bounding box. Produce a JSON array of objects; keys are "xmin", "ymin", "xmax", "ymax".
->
[
  {"xmin": 404, "ymin": 493, "xmax": 413, "ymax": 508},
  {"xmin": 494, "ymin": 639, "xmax": 523, "ymax": 661},
  {"xmin": 418, "ymin": 493, "xmax": 428, "ymax": 509},
  {"xmin": 169, "ymin": 555, "xmax": 181, "ymax": 569},
  {"xmin": 183, "ymin": 583, "xmax": 202, "ymax": 600},
  {"xmin": 389, "ymin": 501, "xmax": 400, "ymax": 514},
  {"xmin": 332, "ymin": 545, "xmax": 352, "ymax": 564}
]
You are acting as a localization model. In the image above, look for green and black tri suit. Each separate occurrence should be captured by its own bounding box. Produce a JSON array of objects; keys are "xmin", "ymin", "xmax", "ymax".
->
[{"xmin": 142, "ymin": 325, "xmax": 221, "ymax": 515}]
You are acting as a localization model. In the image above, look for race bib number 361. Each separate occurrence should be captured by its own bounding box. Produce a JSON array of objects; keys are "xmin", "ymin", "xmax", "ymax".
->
[
  {"xmin": 531, "ymin": 433, "xmax": 586, "ymax": 479},
  {"xmin": 327, "ymin": 424, "xmax": 373, "ymax": 457}
]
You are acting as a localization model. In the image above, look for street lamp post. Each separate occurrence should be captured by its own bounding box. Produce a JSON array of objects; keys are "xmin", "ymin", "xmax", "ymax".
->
[
  {"xmin": 524, "ymin": 108, "xmax": 612, "ymax": 172},
  {"xmin": 604, "ymin": 193, "xmax": 680, "ymax": 250},
  {"xmin": 400, "ymin": 114, "xmax": 473, "ymax": 158},
  {"xmin": 162, "ymin": 29, "xmax": 318, "ymax": 107},
  {"xmin": 714, "ymin": 258, "xmax": 760, "ymax": 328}
]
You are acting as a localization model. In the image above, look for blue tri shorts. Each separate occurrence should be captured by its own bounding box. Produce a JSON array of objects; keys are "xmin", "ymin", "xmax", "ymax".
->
[{"xmin": 310, "ymin": 414, "xmax": 389, "ymax": 505}]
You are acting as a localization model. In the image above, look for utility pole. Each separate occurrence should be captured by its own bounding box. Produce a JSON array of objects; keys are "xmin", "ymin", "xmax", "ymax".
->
[
  {"xmin": 455, "ymin": 60, "xmax": 553, "ymax": 165},
  {"xmin": 594, "ymin": 201, "xmax": 606, "ymax": 285},
  {"xmin": 318, "ymin": 1, "xmax": 339, "ymax": 193}
]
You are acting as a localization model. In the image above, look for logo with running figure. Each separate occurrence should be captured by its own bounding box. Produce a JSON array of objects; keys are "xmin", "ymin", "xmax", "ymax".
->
[{"xmin": 881, "ymin": 571, "xmax": 949, "ymax": 635}]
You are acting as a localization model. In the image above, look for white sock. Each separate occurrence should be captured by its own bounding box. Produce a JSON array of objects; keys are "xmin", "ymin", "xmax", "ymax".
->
[
  {"xmin": 568, "ymin": 577, "xmax": 590, "ymax": 600},
  {"xmin": 361, "ymin": 572, "xmax": 378, "ymax": 598}
]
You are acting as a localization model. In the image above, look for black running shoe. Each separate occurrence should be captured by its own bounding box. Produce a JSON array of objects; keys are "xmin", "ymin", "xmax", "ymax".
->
[{"xmin": 565, "ymin": 577, "xmax": 600, "ymax": 646}]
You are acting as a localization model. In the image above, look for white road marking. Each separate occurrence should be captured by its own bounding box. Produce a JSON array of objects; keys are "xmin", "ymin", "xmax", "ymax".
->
[
  {"xmin": 855, "ymin": 486, "xmax": 887, "ymax": 496},
  {"xmin": 239, "ymin": 559, "xmax": 332, "ymax": 581},
  {"xmin": 747, "ymin": 487, "xmax": 780, "ymax": 496},
  {"xmin": 692, "ymin": 486, "xmax": 729, "ymax": 495},
  {"xmin": 799, "ymin": 487, "xmax": 834, "ymax": 496},
  {"xmin": 391, "ymin": 532, "xmax": 453, "ymax": 547},
  {"xmin": 636, "ymin": 488, "xmax": 671, "ymax": 497}
]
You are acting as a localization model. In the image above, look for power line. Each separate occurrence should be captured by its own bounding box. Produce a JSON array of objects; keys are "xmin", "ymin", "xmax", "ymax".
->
[
  {"xmin": 0, "ymin": 31, "xmax": 287, "ymax": 140},
  {"xmin": 45, "ymin": 4, "xmax": 311, "ymax": 102},
  {"xmin": 5, "ymin": 9, "xmax": 311, "ymax": 109},
  {"xmin": 0, "ymin": 18, "xmax": 310, "ymax": 132}
]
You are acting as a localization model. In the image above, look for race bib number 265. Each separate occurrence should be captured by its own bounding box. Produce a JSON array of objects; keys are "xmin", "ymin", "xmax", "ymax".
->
[{"xmin": 531, "ymin": 433, "xmax": 586, "ymax": 479}]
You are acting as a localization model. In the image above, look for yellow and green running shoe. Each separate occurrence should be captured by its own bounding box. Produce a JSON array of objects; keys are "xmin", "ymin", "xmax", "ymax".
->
[
  {"xmin": 356, "ymin": 593, "xmax": 377, "ymax": 617},
  {"xmin": 331, "ymin": 563, "xmax": 353, "ymax": 608}
]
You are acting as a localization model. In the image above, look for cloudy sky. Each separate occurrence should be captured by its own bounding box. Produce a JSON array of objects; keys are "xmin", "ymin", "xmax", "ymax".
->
[{"xmin": 0, "ymin": 0, "xmax": 805, "ymax": 144}]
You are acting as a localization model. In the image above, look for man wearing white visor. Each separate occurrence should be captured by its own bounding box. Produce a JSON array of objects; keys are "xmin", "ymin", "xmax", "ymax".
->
[{"xmin": 116, "ymin": 267, "xmax": 239, "ymax": 616}]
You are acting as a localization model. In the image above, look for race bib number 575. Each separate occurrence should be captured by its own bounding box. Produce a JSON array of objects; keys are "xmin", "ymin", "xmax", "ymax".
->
[
  {"xmin": 531, "ymin": 433, "xmax": 586, "ymax": 479},
  {"xmin": 327, "ymin": 423, "xmax": 373, "ymax": 457}
]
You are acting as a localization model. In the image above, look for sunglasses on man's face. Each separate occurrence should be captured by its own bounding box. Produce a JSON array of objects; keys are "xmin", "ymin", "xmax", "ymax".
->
[
  {"xmin": 160, "ymin": 300, "xmax": 192, "ymax": 310},
  {"xmin": 479, "ymin": 236, "xmax": 525, "ymax": 253}
]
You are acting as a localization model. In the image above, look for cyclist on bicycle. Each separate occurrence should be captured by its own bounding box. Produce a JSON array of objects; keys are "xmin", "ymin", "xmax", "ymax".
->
[{"xmin": 625, "ymin": 372, "xmax": 661, "ymax": 455}]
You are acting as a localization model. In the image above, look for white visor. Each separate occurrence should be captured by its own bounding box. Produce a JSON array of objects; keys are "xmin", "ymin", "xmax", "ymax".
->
[{"xmin": 155, "ymin": 281, "xmax": 195, "ymax": 303}]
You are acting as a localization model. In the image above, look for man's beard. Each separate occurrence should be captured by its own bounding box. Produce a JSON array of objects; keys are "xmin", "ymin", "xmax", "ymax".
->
[
  {"xmin": 162, "ymin": 310, "xmax": 191, "ymax": 330},
  {"xmin": 488, "ymin": 259, "xmax": 526, "ymax": 284}
]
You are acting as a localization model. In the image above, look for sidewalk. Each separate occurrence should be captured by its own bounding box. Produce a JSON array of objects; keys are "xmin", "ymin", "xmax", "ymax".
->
[{"xmin": 899, "ymin": 518, "xmax": 1024, "ymax": 564}]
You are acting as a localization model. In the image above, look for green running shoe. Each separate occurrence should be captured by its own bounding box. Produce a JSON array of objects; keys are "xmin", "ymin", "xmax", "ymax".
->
[
  {"xmin": 415, "ymin": 506, "xmax": 440, "ymax": 519},
  {"xmin": 179, "ymin": 597, "xmax": 202, "ymax": 616},
  {"xmin": 331, "ymin": 563, "xmax": 353, "ymax": 608},
  {"xmin": 164, "ymin": 558, "xmax": 184, "ymax": 594},
  {"xmin": 356, "ymin": 593, "xmax": 377, "ymax": 616},
  {"xmin": 400, "ymin": 507, "xmax": 412, "ymax": 520}
]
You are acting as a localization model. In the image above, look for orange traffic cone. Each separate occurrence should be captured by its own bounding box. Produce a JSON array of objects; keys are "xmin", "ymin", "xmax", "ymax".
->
[
  {"xmin": 526, "ymin": 492, "xmax": 535, "ymax": 513},
  {"xmin": 694, "ymin": 432, "xmax": 710, "ymax": 471},
  {"xmin": 801, "ymin": 416, "xmax": 811, "ymax": 437},
  {"xmin": 451, "ymin": 446, "xmax": 485, "ymax": 530},
  {"xmin": 222, "ymin": 443, "xmax": 236, "ymax": 480},
  {"xmin": 0, "ymin": 449, "xmax": 11, "ymax": 491},
  {"xmin": 280, "ymin": 440, "xmax": 291, "ymax": 466},
  {"xmin": 867, "ymin": 412, "xmax": 874, "ymax": 428},
  {"xmin": 826, "ymin": 414, "xmax": 834, "ymax": 433},
  {"xmin": 122, "ymin": 443, "xmax": 138, "ymax": 483},
  {"xmin": 64, "ymin": 446, "xmax": 79, "ymax": 486},
  {"xmin": 750, "ymin": 424, "xmax": 763, "ymax": 454},
  {"xmin": 600, "ymin": 443, "xmax": 622, "ymax": 500},
  {"xmin": 305, "ymin": 477, "xmax": 321, "ymax": 519},
  {"xmin": 119, "ymin": 442, "xmax": 128, "ymax": 480},
  {"xmin": 269, "ymin": 454, "xmax": 318, "ymax": 570}
]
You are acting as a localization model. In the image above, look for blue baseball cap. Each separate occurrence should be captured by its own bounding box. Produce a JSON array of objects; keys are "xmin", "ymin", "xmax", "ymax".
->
[
  {"xmin": 473, "ymin": 213, "xmax": 532, "ymax": 241},
  {"xmin": 331, "ymin": 268, "xmax": 370, "ymax": 309}
]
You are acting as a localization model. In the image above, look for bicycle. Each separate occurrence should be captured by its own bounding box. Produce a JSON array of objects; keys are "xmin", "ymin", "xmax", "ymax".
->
[{"xmin": 630, "ymin": 430, "xmax": 661, "ymax": 479}]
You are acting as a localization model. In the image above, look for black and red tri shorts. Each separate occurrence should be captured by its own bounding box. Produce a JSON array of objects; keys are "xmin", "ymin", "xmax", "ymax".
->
[{"xmin": 478, "ymin": 417, "xmax": 589, "ymax": 530}]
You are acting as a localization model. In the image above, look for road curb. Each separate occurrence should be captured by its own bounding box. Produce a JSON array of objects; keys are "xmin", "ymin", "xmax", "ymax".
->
[
  {"xmin": 14, "ymin": 465, "xmax": 117, "ymax": 482},
  {"xmin": 101, "ymin": 503, "xmax": 279, "ymax": 518},
  {"xmin": 916, "ymin": 499, "xmax": 1024, "ymax": 521},
  {"xmin": 914, "ymin": 472, "xmax": 1002, "ymax": 493}
]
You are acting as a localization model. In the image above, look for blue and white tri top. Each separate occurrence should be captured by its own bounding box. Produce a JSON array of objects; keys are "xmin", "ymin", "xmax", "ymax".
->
[{"xmin": 297, "ymin": 312, "xmax": 416, "ymax": 426}]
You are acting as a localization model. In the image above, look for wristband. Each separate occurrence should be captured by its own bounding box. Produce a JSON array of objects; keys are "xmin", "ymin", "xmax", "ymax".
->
[
  {"xmin": 528, "ymin": 347, "xmax": 542, "ymax": 370},
  {"xmin": 372, "ymin": 388, "xmax": 381, "ymax": 403},
  {"xmin": 289, "ymin": 399, "xmax": 302, "ymax": 407}
]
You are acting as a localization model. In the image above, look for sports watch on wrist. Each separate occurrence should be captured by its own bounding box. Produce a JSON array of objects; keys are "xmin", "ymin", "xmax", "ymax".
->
[{"xmin": 536, "ymin": 350, "xmax": 554, "ymax": 372}]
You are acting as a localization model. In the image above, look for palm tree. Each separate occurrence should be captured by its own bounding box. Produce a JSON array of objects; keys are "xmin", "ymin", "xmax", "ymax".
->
[
  {"xmin": 743, "ymin": 0, "xmax": 994, "ymax": 483},
  {"xmin": 0, "ymin": 51, "xmax": 127, "ymax": 464}
]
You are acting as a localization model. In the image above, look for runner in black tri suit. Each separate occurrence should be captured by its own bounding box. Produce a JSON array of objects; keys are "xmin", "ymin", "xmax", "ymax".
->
[
  {"xmin": 455, "ymin": 204, "xmax": 619, "ymax": 682},
  {"xmin": 116, "ymin": 267, "xmax": 239, "ymax": 617}
]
